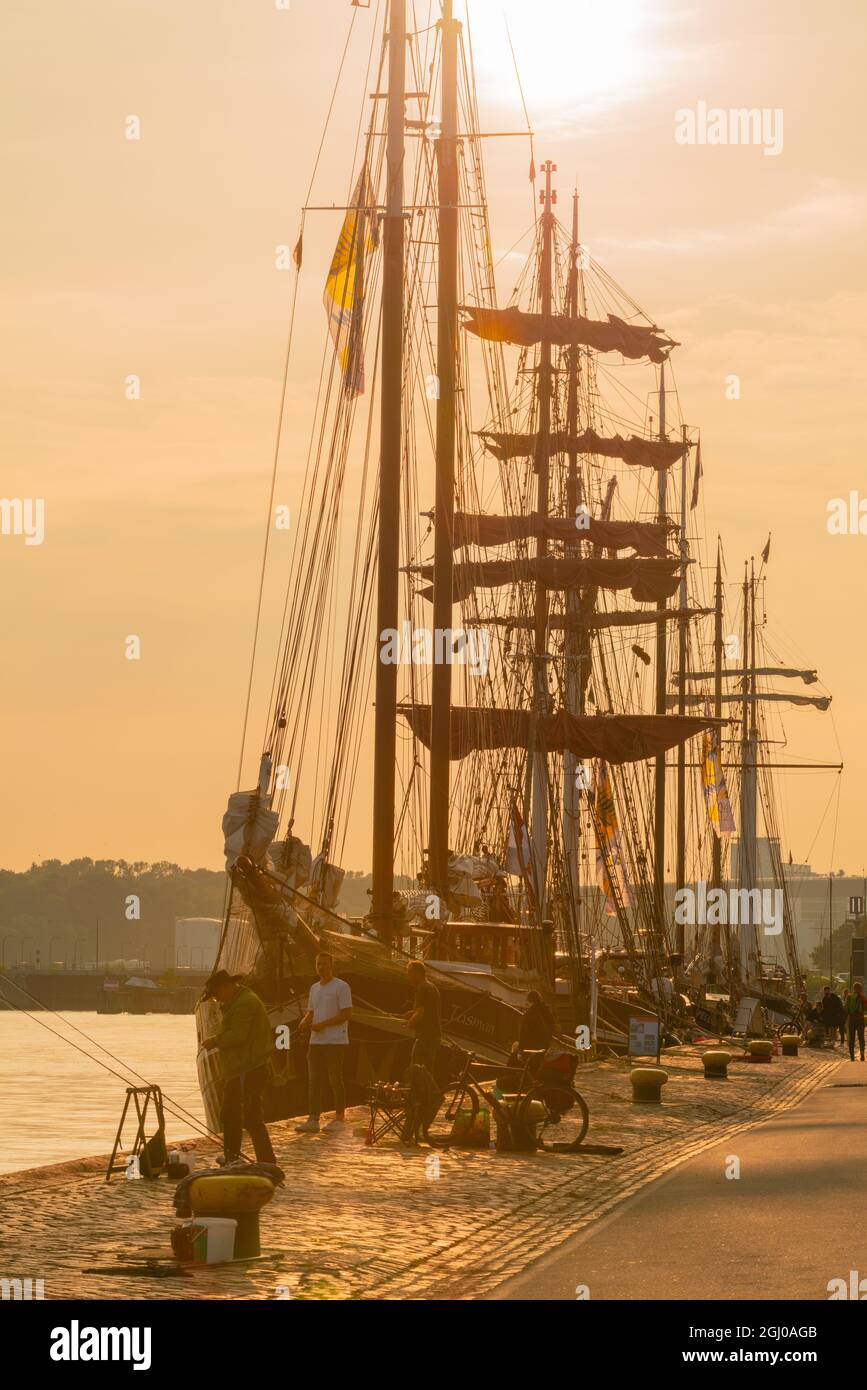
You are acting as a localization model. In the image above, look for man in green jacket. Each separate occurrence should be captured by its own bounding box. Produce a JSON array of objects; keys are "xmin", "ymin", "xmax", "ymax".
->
[{"xmin": 201, "ymin": 971, "xmax": 277, "ymax": 1165}]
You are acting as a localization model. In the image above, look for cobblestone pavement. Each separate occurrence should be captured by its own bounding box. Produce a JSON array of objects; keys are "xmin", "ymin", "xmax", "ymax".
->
[{"xmin": 0, "ymin": 1045, "xmax": 839, "ymax": 1301}]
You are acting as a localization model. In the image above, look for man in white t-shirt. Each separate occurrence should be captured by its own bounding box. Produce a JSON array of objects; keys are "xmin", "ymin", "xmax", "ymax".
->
[{"xmin": 295, "ymin": 951, "xmax": 352, "ymax": 1134}]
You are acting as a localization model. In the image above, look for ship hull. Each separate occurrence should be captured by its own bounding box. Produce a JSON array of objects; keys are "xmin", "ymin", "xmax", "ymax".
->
[{"xmin": 196, "ymin": 887, "xmax": 531, "ymax": 1134}]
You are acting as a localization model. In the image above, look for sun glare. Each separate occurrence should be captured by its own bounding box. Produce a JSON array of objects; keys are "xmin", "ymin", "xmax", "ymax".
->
[{"xmin": 464, "ymin": 0, "xmax": 646, "ymax": 117}]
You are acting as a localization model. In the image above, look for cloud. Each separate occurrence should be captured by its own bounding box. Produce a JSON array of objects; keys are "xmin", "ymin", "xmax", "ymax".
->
[{"xmin": 596, "ymin": 181, "xmax": 867, "ymax": 258}]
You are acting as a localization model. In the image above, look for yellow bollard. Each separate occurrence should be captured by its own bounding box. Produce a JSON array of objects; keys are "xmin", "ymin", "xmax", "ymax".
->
[
  {"xmin": 747, "ymin": 1039, "xmax": 774, "ymax": 1063},
  {"xmin": 780, "ymin": 1034, "xmax": 799, "ymax": 1058},
  {"xmin": 184, "ymin": 1174, "xmax": 276, "ymax": 1260},
  {"xmin": 630, "ymin": 1066, "xmax": 668, "ymax": 1104},
  {"xmin": 702, "ymin": 1049, "xmax": 731, "ymax": 1080}
]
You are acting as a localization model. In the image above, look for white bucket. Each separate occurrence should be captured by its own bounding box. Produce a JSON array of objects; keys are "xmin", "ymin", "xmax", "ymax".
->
[{"xmin": 194, "ymin": 1217, "xmax": 237, "ymax": 1264}]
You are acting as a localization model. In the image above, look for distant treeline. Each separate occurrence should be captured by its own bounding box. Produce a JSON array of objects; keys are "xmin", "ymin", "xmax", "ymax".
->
[{"xmin": 0, "ymin": 858, "xmax": 379, "ymax": 968}]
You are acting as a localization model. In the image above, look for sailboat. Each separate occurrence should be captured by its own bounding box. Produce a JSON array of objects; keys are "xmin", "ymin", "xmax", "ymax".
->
[
  {"xmin": 195, "ymin": 0, "xmax": 728, "ymax": 1132},
  {"xmin": 671, "ymin": 552, "xmax": 833, "ymax": 1033}
]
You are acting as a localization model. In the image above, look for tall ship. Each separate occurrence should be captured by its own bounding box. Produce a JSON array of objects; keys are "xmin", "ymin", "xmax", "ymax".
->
[{"xmin": 196, "ymin": 0, "xmax": 830, "ymax": 1131}]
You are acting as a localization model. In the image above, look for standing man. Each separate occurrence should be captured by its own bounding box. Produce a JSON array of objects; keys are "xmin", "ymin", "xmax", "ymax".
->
[
  {"xmin": 201, "ymin": 970, "xmax": 277, "ymax": 1166},
  {"xmin": 823, "ymin": 984, "xmax": 845, "ymax": 1045},
  {"xmin": 296, "ymin": 951, "xmax": 352, "ymax": 1134},
  {"xmin": 842, "ymin": 988, "xmax": 852, "ymax": 1042},
  {"xmin": 401, "ymin": 960, "xmax": 441, "ymax": 1071},
  {"xmin": 847, "ymin": 982, "xmax": 867, "ymax": 1061}
]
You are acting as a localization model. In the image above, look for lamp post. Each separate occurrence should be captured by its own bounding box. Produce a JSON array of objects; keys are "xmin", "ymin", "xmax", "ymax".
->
[
  {"xmin": 19, "ymin": 937, "xmax": 34, "ymax": 967},
  {"xmin": 48, "ymin": 937, "xmax": 64, "ymax": 969}
]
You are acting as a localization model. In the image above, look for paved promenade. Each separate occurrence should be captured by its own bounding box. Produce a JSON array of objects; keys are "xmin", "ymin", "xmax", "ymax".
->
[
  {"xmin": 497, "ymin": 1055, "xmax": 862, "ymax": 1301},
  {"xmin": 0, "ymin": 1045, "xmax": 838, "ymax": 1300}
]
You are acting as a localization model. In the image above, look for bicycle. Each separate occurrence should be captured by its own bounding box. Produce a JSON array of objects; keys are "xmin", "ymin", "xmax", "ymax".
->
[{"xmin": 423, "ymin": 1048, "xmax": 589, "ymax": 1153}]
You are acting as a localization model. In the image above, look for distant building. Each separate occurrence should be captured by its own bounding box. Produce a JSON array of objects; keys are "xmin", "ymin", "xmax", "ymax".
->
[
  {"xmin": 174, "ymin": 918, "xmax": 221, "ymax": 972},
  {"xmin": 731, "ymin": 838, "xmax": 866, "ymax": 967}
]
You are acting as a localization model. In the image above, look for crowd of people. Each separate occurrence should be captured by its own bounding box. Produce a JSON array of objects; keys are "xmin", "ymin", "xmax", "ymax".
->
[{"xmin": 800, "ymin": 982, "xmax": 867, "ymax": 1061}]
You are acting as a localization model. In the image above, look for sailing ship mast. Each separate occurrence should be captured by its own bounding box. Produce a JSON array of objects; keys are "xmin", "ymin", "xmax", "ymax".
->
[
  {"xmin": 674, "ymin": 424, "xmax": 689, "ymax": 956},
  {"xmin": 529, "ymin": 161, "xmax": 557, "ymax": 922},
  {"xmin": 428, "ymin": 0, "xmax": 460, "ymax": 907},
  {"xmin": 562, "ymin": 189, "xmax": 582, "ymax": 925},
  {"xmin": 738, "ymin": 559, "xmax": 758, "ymax": 979},
  {"xmin": 653, "ymin": 366, "xmax": 668, "ymax": 937},
  {"xmin": 371, "ymin": 0, "xmax": 406, "ymax": 943},
  {"xmin": 711, "ymin": 543, "xmax": 725, "ymax": 978}
]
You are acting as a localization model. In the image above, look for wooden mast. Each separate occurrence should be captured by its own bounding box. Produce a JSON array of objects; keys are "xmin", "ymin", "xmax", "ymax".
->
[
  {"xmin": 737, "ymin": 558, "xmax": 757, "ymax": 979},
  {"xmin": 529, "ymin": 160, "xmax": 556, "ymax": 920},
  {"xmin": 652, "ymin": 364, "xmax": 668, "ymax": 934},
  {"xmin": 562, "ymin": 189, "xmax": 582, "ymax": 921},
  {"xmin": 371, "ymin": 0, "xmax": 406, "ymax": 942},
  {"xmin": 428, "ymin": 0, "xmax": 460, "ymax": 905},
  {"xmin": 675, "ymin": 424, "xmax": 689, "ymax": 954},
  {"xmin": 711, "ymin": 542, "xmax": 724, "ymax": 976}
]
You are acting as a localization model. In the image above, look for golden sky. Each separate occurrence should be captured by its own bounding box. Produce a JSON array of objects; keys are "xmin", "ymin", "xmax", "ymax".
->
[{"xmin": 3, "ymin": 0, "xmax": 866, "ymax": 878}]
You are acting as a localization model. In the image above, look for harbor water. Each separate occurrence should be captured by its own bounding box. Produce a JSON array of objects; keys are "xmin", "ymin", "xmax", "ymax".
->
[{"xmin": 0, "ymin": 1012, "xmax": 204, "ymax": 1175}]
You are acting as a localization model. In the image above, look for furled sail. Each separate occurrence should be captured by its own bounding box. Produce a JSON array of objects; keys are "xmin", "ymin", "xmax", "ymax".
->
[
  {"xmin": 222, "ymin": 792, "xmax": 279, "ymax": 870},
  {"xmin": 482, "ymin": 607, "xmax": 712, "ymax": 632},
  {"xmin": 478, "ymin": 429, "xmax": 688, "ymax": 471},
  {"xmin": 401, "ymin": 706, "xmax": 724, "ymax": 764},
  {"xmin": 674, "ymin": 668, "xmax": 819, "ymax": 685},
  {"xmin": 451, "ymin": 512, "xmax": 671, "ymax": 557},
  {"xmin": 462, "ymin": 306, "xmax": 678, "ymax": 363},
  {"xmin": 409, "ymin": 556, "xmax": 683, "ymax": 605},
  {"xmin": 668, "ymin": 693, "xmax": 831, "ymax": 711},
  {"xmin": 271, "ymin": 833, "xmax": 313, "ymax": 887}
]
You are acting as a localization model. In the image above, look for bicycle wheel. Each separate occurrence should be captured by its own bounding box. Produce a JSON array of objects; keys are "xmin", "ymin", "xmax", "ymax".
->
[
  {"xmin": 524, "ymin": 1083, "xmax": 589, "ymax": 1152},
  {"xmin": 422, "ymin": 1081, "xmax": 479, "ymax": 1147}
]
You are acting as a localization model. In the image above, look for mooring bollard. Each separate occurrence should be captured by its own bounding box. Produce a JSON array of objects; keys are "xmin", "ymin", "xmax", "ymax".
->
[
  {"xmin": 701, "ymin": 1049, "xmax": 731, "ymax": 1080},
  {"xmin": 173, "ymin": 1173, "xmax": 276, "ymax": 1263},
  {"xmin": 780, "ymin": 1034, "xmax": 799, "ymax": 1057},
  {"xmin": 747, "ymin": 1039, "xmax": 774, "ymax": 1063},
  {"xmin": 630, "ymin": 1066, "xmax": 668, "ymax": 1104}
]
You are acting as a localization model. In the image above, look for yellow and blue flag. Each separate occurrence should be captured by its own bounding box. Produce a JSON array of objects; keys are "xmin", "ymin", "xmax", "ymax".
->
[{"xmin": 323, "ymin": 166, "xmax": 377, "ymax": 396}]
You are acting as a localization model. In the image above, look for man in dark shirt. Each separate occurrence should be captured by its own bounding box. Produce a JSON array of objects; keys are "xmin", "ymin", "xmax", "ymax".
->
[
  {"xmin": 402, "ymin": 961, "xmax": 441, "ymax": 1070},
  {"xmin": 822, "ymin": 985, "xmax": 846, "ymax": 1044},
  {"xmin": 518, "ymin": 990, "xmax": 556, "ymax": 1053},
  {"xmin": 847, "ymin": 982, "xmax": 867, "ymax": 1061}
]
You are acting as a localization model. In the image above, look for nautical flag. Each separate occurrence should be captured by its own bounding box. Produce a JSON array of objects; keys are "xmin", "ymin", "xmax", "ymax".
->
[
  {"xmin": 690, "ymin": 437, "xmax": 703, "ymax": 510},
  {"xmin": 506, "ymin": 800, "xmax": 536, "ymax": 907},
  {"xmin": 761, "ymin": 533, "xmax": 771, "ymax": 564},
  {"xmin": 323, "ymin": 166, "xmax": 376, "ymax": 396},
  {"xmin": 701, "ymin": 713, "xmax": 736, "ymax": 837},
  {"xmin": 592, "ymin": 760, "xmax": 635, "ymax": 916}
]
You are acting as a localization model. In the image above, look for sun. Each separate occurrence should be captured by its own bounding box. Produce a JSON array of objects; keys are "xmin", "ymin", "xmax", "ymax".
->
[{"xmin": 463, "ymin": 0, "xmax": 647, "ymax": 117}]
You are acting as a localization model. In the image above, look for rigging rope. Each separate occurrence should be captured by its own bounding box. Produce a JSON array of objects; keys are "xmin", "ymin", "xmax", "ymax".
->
[{"xmin": 0, "ymin": 979, "xmax": 231, "ymax": 1154}]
